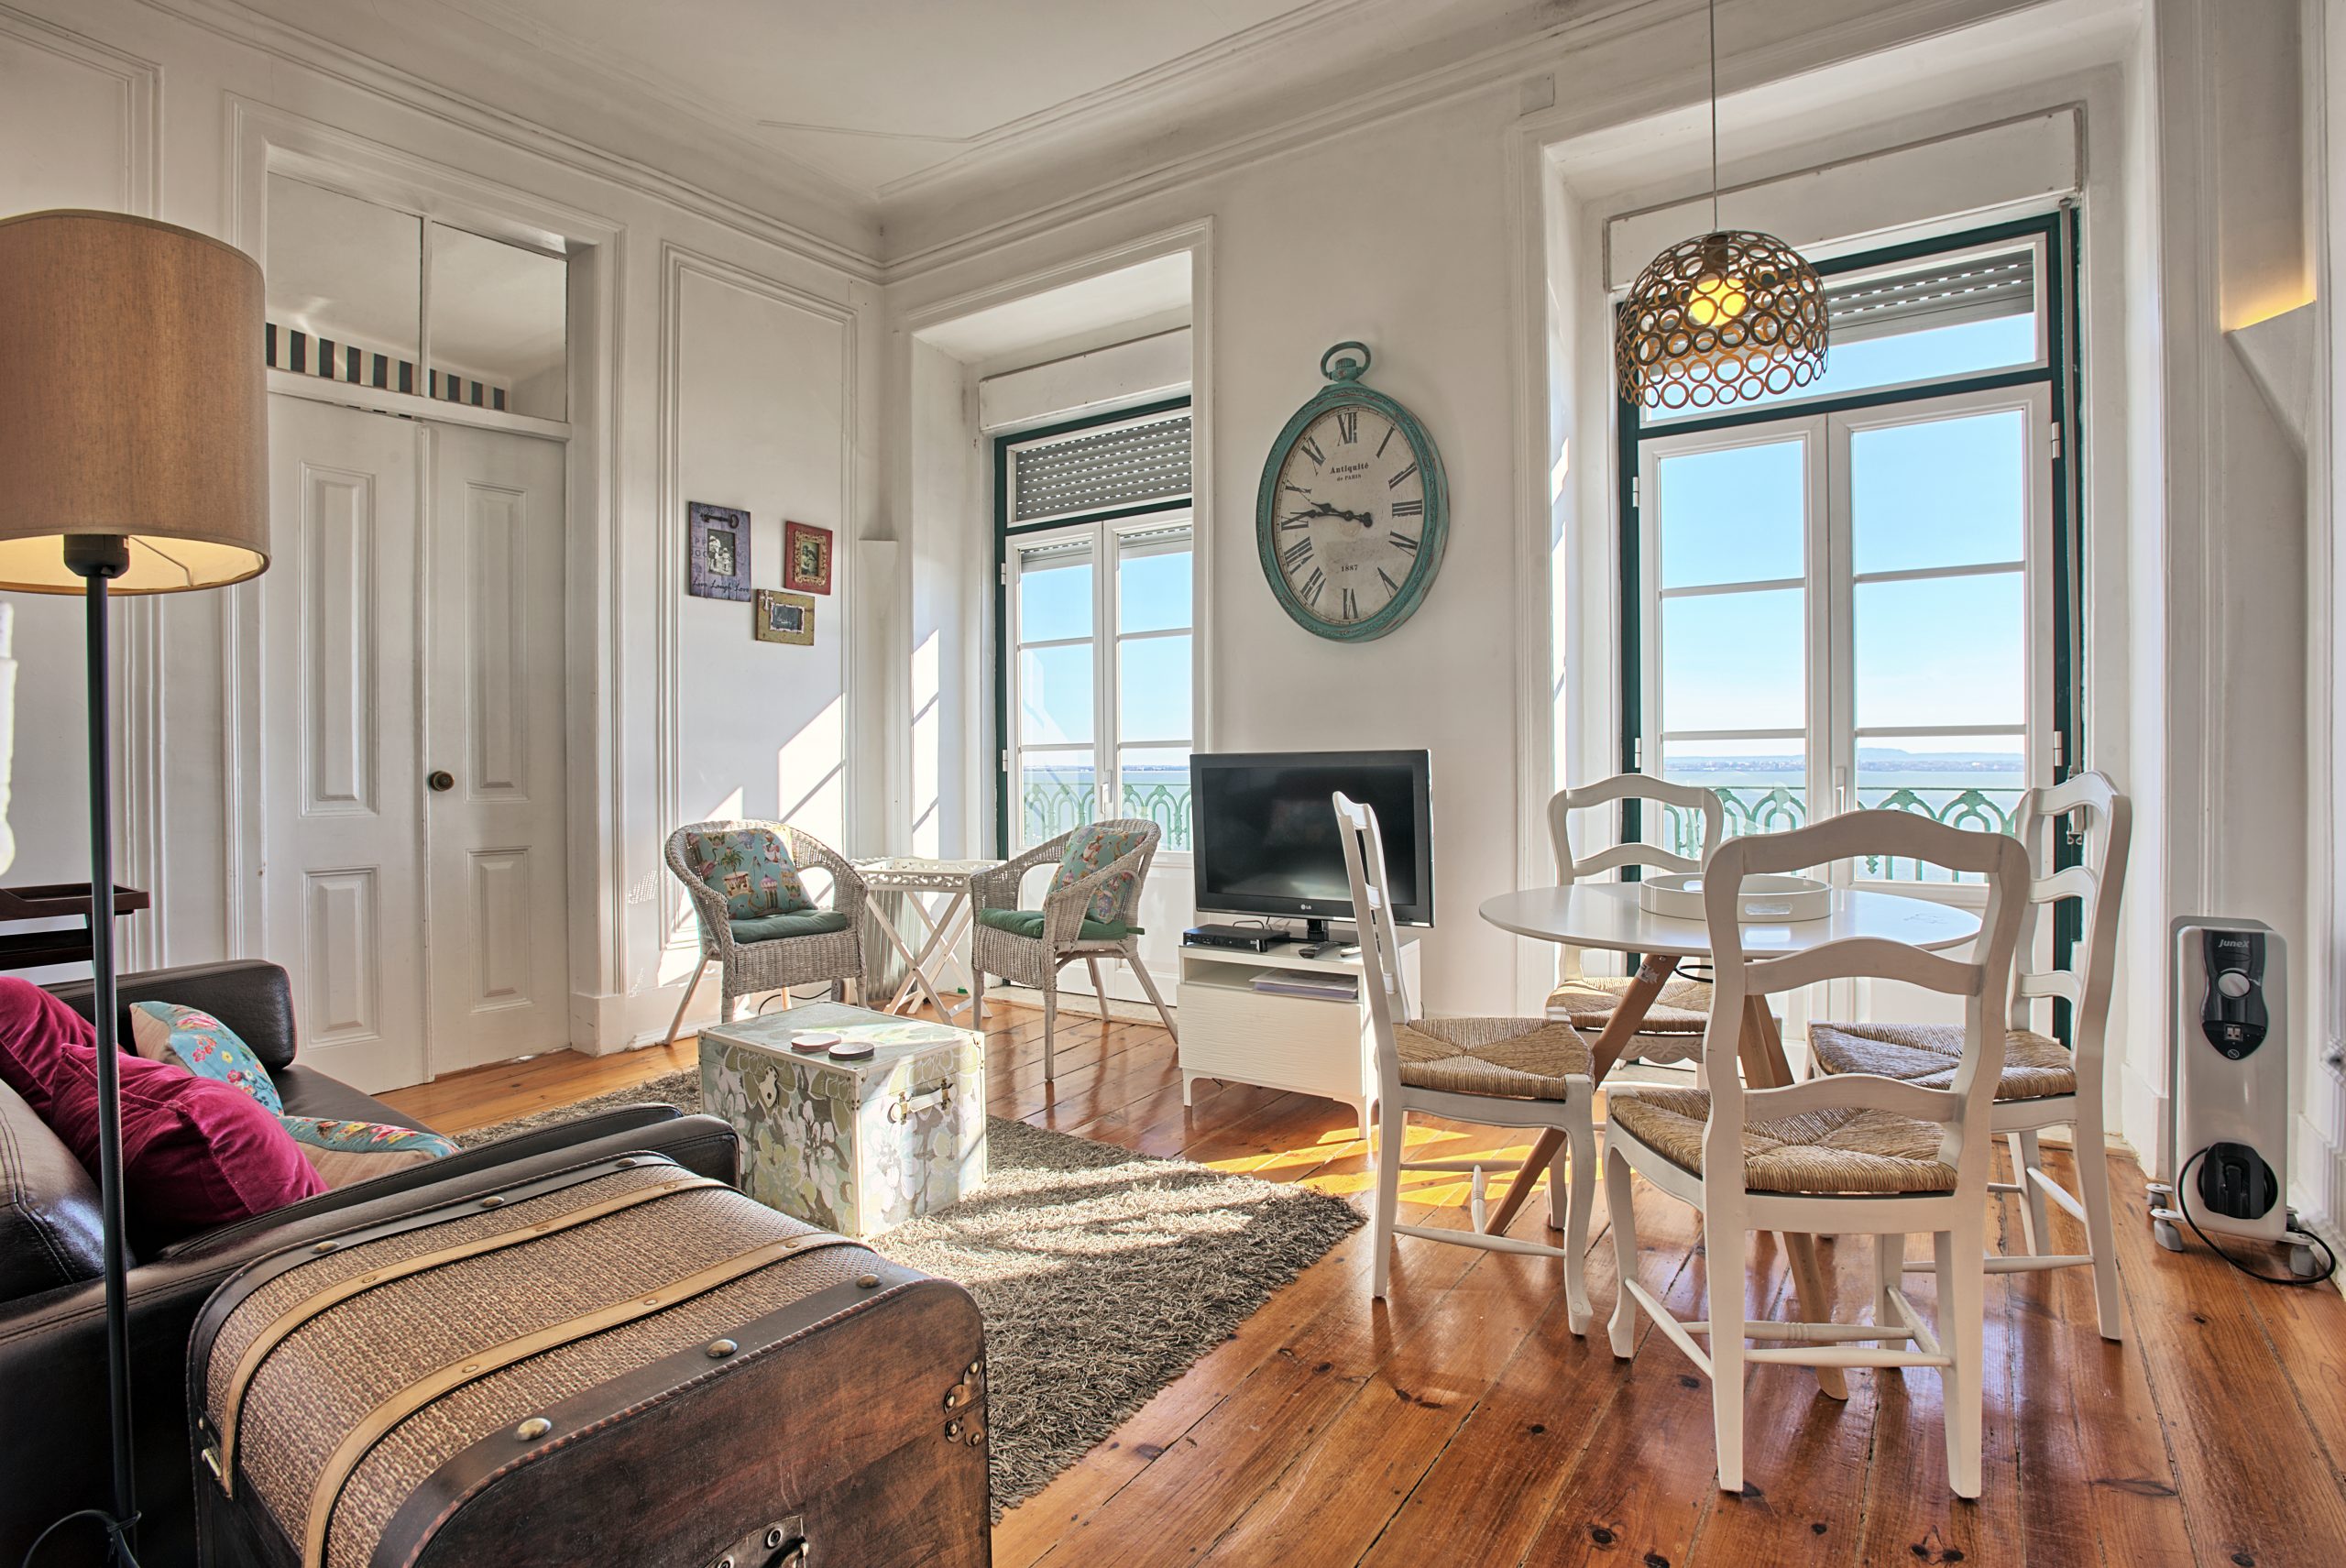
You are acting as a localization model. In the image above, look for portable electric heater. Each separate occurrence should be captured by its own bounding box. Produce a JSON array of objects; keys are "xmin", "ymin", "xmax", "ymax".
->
[{"xmin": 2149, "ymin": 917, "xmax": 2326, "ymax": 1277}]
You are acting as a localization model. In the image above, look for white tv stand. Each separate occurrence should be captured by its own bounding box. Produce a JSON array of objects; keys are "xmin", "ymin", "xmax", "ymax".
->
[{"xmin": 1176, "ymin": 933, "xmax": 1421, "ymax": 1144}]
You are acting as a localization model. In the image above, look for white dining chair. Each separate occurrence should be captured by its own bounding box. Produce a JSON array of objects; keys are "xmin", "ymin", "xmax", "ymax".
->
[
  {"xmin": 1335, "ymin": 792, "xmax": 1602, "ymax": 1333},
  {"xmin": 1546, "ymin": 773, "xmax": 1724, "ymax": 1064},
  {"xmin": 1807, "ymin": 771, "xmax": 2132, "ymax": 1338},
  {"xmin": 1602, "ymin": 809, "xmax": 2030, "ymax": 1498}
]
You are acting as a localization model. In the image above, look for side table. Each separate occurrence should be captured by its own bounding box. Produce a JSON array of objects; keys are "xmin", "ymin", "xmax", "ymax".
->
[{"xmin": 854, "ymin": 856, "xmax": 1002, "ymax": 1024}]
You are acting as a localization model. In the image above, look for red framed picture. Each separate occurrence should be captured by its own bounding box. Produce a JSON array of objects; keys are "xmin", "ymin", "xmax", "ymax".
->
[{"xmin": 784, "ymin": 520, "xmax": 834, "ymax": 595}]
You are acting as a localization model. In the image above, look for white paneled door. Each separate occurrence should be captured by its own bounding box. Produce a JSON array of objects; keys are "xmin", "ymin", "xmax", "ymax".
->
[{"xmin": 263, "ymin": 400, "xmax": 568, "ymax": 1091}]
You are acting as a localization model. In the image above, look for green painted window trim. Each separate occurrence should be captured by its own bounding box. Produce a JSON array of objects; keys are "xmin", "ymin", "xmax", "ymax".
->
[
  {"xmin": 1613, "ymin": 210, "xmax": 2086, "ymax": 1025},
  {"xmin": 992, "ymin": 395, "xmax": 1195, "ymax": 857}
]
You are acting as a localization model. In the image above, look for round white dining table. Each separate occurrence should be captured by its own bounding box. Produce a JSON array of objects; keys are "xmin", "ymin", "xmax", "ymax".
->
[
  {"xmin": 1476, "ymin": 881, "xmax": 1981, "ymax": 1401},
  {"xmin": 1478, "ymin": 882, "xmax": 1982, "ymax": 959}
]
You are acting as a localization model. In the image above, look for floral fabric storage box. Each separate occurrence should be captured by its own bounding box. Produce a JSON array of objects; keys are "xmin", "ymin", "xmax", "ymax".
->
[{"xmin": 698, "ymin": 1001, "xmax": 986, "ymax": 1237}]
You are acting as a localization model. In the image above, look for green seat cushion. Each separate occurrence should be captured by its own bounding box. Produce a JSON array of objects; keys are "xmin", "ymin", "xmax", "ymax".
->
[
  {"xmin": 975, "ymin": 907, "xmax": 1141, "ymax": 943},
  {"xmin": 729, "ymin": 908, "xmax": 852, "ymax": 944}
]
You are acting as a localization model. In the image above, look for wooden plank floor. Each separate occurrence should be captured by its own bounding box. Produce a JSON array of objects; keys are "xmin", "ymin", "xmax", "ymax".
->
[{"xmin": 384, "ymin": 1005, "xmax": 2346, "ymax": 1568}]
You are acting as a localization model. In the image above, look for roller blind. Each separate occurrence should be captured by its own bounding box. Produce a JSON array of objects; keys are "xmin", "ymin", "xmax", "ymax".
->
[
  {"xmin": 1825, "ymin": 248, "xmax": 2034, "ymax": 345},
  {"xmin": 1008, "ymin": 411, "xmax": 1191, "ymax": 525}
]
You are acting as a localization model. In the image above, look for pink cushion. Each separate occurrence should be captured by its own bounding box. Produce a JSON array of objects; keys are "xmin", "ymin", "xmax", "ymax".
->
[{"xmin": 0, "ymin": 979, "xmax": 323, "ymax": 1246}]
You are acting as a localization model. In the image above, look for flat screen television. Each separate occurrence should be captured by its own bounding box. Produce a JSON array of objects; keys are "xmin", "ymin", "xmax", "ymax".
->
[{"xmin": 1189, "ymin": 750, "xmax": 1433, "ymax": 937}]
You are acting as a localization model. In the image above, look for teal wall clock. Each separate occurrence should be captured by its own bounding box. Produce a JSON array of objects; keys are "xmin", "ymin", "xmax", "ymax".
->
[{"xmin": 1255, "ymin": 341, "xmax": 1449, "ymax": 641}]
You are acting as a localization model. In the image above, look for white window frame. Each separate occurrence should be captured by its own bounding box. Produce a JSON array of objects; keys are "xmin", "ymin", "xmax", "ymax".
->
[
  {"xmin": 1005, "ymin": 512, "xmax": 1197, "ymax": 864},
  {"xmin": 1638, "ymin": 380, "xmax": 2056, "ymax": 911}
]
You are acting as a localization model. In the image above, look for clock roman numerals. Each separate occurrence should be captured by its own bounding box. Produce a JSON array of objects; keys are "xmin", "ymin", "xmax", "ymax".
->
[
  {"xmin": 1336, "ymin": 409, "xmax": 1358, "ymax": 444},
  {"xmin": 1280, "ymin": 536, "xmax": 1313, "ymax": 571},
  {"xmin": 1388, "ymin": 531, "xmax": 1419, "ymax": 554},
  {"xmin": 1390, "ymin": 498, "xmax": 1423, "ymax": 517},
  {"xmin": 1376, "ymin": 424, "xmax": 1397, "ymax": 458},
  {"xmin": 1300, "ymin": 567, "xmax": 1325, "ymax": 607},
  {"xmin": 1377, "ymin": 567, "xmax": 1402, "ymax": 597},
  {"xmin": 1299, "ymin": 433, "xmax": 1325, "ymax": 467},
  {"xmin": 1339, "ymin": 587, "xmax": 1359, "ymax": 621},
  {"xmin": 1281, "ymin": 481, "xmax": 1310, "ymax": 496},
  {"xmin": 1277, "ymin": 512, "xmax": 1311, "ymax": 530},
  {"xmin": 1387, "ymin": 462, "xmax": 1418, "ymax": 489}
]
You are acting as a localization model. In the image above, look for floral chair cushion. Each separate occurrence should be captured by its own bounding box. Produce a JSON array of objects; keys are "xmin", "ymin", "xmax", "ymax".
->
[
  {"xmin": 128, "ymin": 1001, "xmax": 281, "ymax": 1113},
  {"xmin": 1047, "ymin": 824, "xmax": 1152, "ymax": 926},
  {"xmin": 684, "ymin": 828, "xmax": 816, "ymax": 918}
]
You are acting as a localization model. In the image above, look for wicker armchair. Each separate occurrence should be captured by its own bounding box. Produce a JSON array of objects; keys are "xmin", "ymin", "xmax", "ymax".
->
[
  {"xmin": 663, "ymin": 819, "xmax": 870, "ymax": 1047},
  {"xmin": 970, "ymin": 817, "xmax": 1178, "ymax": 1081}
]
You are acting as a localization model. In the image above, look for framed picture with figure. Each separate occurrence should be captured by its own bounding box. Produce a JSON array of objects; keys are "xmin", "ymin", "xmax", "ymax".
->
[
  {"xmin": 688, "ymin": 502, "xmax": 751, "ymax": 601},
  {"xmin": 784, "ymin": 520, "xmax": 834, "ymax": 595},
  {"xmin": 753, "ymin": 588, "xmax": 815, "ymax": 645}
]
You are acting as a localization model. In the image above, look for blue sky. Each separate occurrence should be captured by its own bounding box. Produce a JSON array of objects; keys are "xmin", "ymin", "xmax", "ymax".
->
[{"xmin": 1654, "ymin": 312, "xmax": 2036, "ymax": 783}]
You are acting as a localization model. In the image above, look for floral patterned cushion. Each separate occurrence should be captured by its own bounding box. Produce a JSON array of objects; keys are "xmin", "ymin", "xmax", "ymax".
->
[
  {"xmin": 127, "ymin": 1001, "xmax": 281, "ymax": 1113},
  {"xmin": 1047, "ymin": 823, "xmax": 1153, "ymax": 924},
  {"xmin": 276, "ymin": 1115, "xmax": 461, "ymax": 1190},
  {"xmin": 684, "ymin": 827, "xmax": 816, "ymax": 918}
]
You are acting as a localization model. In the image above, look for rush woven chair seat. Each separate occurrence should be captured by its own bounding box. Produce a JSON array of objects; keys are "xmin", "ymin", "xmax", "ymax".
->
[
  {"xmin": 1394, "ymin": 1016, "xmax": 1594, "ymax": 1100},
  {"xmin": 1546, "ymin": 974, "xmax": 1713, "ymax": 1034},
  {"xmin": 970, "ymin": 818, "xmax": 1178, "ymax": 1082},
  {"xmin": 1603, "ymin": 808, "xmax": 2032, "ymax": 1500},
  {"xmin": 1338, "ymin": 792, "xmax": 1604, "ymax": 1335},
  {"xmin": 1808, "ymin": 1021, "xmax": 2077, "ymax": 1102},
  {"xmin": 1805, "ymin": 771, "xmax": 2132, "ymax": 1340},
  {"xmin": 1544, "ymin": 773, "xmax": 1725, "ymax": 1063},
  {"xmin": 663, "ymin": 820, "xmax": 870, "ymax": 1046},
  {"xmin": 1606, "ymin": 1089, "xmax": 1957, "ymax": 1195}
]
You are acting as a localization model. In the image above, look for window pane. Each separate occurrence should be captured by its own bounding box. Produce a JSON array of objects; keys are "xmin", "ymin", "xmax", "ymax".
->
[
  {"xmin": 1661, "ymin": 587, "xmax": 1804, "ymax": 732},
  {"xmin": 1651, "ymin": 737, "xmax": 1810, "ymax": 853},
  {"xmin": 1656, "ymin": 441, "xmax": 1804, "ymax": 588},
  {"xmin": 1852, "ymin": 410, "xmax": 2027, "ymax": 575},
  {"xmin": 1854, "ymin": 572, "xmax": 2023, "ymax": 730},
  {"xmin": 1118, "ymin": 634, "xmax": 1191, "ymax": 743},
  {"xmin": 1855, "ymin": 734, "xmax": 2026, "ymax": 883},
  {"xmin": 1015, "ymin": 545, "xmax": 1092, "ymax": 643},
  {"xmin": 1020, "ymin": 752, "xmax": 1096, "ymax": 849},
  {"xmin": 265, "ymin": 176, "xmax": 422, "ymax": 383},
  {"xmin": 1120, "ymin": 747, "xmax": 1192, "ymax": 851},
  {"xmin": 1019, "ymin": 645, "xmax": 1093, "ymax": 744},
  {"xmin": 1118, "ymin": 530, "xmax": 1192, "ymax": 633},
  {"xmin": 427, "ymin": 224, "xmax": 568, "ymax": 420}
]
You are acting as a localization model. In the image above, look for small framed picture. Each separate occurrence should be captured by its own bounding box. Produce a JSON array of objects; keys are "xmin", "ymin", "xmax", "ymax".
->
[
  {"xmin": 784, "ymin": 520, "xmax": 834, "ymax": 595},
  {"xmin": 753, "ymin": 588, "xmax": 815, "ymax": 646},
  {"xmin": 687, "ymin": 502, "xmax": 751, "ymax": 601}
]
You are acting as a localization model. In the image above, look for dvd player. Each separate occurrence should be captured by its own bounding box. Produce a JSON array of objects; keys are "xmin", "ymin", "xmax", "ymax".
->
[{"xmin": 1182, "ymin": 923, "xmax": 1282, "ymax": 953}]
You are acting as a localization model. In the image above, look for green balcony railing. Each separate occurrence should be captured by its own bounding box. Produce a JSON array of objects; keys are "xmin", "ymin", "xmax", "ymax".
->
[
  {"xmin": 1659, "ymin": 784, "xmax": 2025, "ymax": 882},
  {"xmin": 1022, "ymin": 774, "xmax": 1193, "ymax": 850}
]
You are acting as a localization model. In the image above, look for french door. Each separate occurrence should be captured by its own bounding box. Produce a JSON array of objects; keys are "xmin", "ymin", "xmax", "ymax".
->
[
  {"xmin": 1638, "ymin": 384, "xmax": 2054, "ymax": 1022},
  {"xmin": 262, "ymin": 398, "xmax": 570, "ymax": 1091}
]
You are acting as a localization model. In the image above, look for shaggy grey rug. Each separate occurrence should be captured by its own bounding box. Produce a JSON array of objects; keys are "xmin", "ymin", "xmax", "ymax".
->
[{"xmin": 458, "ymin": 1069, "xmax": 1362, "ymax": 1515}]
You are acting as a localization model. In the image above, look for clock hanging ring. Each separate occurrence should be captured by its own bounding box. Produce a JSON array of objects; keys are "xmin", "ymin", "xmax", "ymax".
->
[{"xmin": 1255, "ymin": 341, "xmax": 1450, "ymax": 642}]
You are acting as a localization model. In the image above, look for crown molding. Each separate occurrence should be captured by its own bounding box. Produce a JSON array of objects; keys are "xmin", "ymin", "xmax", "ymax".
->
[
  {"xmin": 878, "ymin": 0, "xmax": 2052, "ymax": 281},
  {"xmin": 137, "ymin": 0, "xmax": 886, "ymax": 280}
]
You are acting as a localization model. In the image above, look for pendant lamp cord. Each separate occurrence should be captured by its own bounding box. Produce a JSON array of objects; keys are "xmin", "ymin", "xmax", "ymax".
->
[{"xmin": 1708, "ymin": 0, "xmax": 1720, "ymax": 230}]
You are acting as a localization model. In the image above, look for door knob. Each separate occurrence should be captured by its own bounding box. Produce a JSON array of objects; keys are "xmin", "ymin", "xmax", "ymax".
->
[{"xmin": 427, "ymin": 770, "xmax": 455, "ymax": 793}]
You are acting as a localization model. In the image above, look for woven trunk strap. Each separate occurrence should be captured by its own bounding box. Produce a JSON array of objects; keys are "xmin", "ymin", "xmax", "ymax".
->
[
  {"xmin": 302, "ymin": 1226, "xmax": 855, "ymax": 1568},
  {"xmin": 217, "ymin": 1174, "xmax": 728, "ymax": 1497}
]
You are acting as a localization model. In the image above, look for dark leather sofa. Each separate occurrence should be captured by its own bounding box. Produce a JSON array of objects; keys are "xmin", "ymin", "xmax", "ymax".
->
[{"xmin": 0, "ymin": 959, "xmax": 737, "ymax": 1568}]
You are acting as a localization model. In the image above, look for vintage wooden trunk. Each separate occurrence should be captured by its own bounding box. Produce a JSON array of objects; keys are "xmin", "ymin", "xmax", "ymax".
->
[
  {"xmin": 188, "ymin": 1150, "xmax": 991, "ymax": 1568},
  {"xmin": 699, "ymin": 1003, "xmax": 987, "ymax": 1238}
]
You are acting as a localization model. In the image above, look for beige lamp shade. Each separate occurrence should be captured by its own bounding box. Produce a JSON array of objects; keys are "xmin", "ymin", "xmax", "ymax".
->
[{"xmin": 0, "ymin": 209, "xmax": 269, "ymax": 592}]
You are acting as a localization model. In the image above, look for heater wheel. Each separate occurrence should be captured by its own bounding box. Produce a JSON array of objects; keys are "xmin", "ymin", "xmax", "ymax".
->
[
  {"xmin": 2153, "ymin": 1218, "xmax": 2183, "ymax": 1254},
  {"xmin": 2290, "ymin": 1241, "xmax": 2322, "ymax": 1278}
]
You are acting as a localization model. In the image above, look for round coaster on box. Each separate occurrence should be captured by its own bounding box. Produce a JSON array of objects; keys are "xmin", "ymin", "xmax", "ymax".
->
[
  {"xmin": 826, "ymin": 1039, "xmax": 876, "ymax": 1062},
  {"xmin": 789, "ymin": 1031, "xmax": 840, "ymax": 1055}
]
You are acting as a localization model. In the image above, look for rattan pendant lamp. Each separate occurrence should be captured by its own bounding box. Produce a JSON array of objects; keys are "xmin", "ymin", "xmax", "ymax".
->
[{"xmin": 1615, "ymin": 0, "xmax": 1829, "ymax": 411}]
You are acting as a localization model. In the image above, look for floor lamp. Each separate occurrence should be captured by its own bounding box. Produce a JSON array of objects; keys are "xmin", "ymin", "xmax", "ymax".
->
[{"xmin": 0, "ymin": 211, "xmax": 269, "ymax": 1563}]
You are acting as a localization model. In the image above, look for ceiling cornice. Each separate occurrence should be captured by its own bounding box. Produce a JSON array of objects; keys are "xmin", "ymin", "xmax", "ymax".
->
[
  {"xmin": 877, "ymin": 0, "xmax": 2059, "ymax": 280},
  {"xmin": 138, "ymin": 0, "xmax": 888, "ymax": 280}
]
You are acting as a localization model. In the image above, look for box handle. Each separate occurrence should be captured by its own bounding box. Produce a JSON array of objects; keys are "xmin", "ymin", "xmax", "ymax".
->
[{"xmin": 888, "ymin": 1081, "xmax": 954, "ymax": 1124}]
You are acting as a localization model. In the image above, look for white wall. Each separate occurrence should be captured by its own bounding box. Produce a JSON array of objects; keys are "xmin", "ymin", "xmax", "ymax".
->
[{"xmin": 0, "ymin": 0, "xmax": 882, "ymax": 1066}]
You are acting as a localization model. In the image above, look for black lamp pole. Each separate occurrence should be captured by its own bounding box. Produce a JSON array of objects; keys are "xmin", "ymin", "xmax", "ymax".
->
[{"xmin": 70, "ymin": 531, "xmax": 137, "ymax": 1565}]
